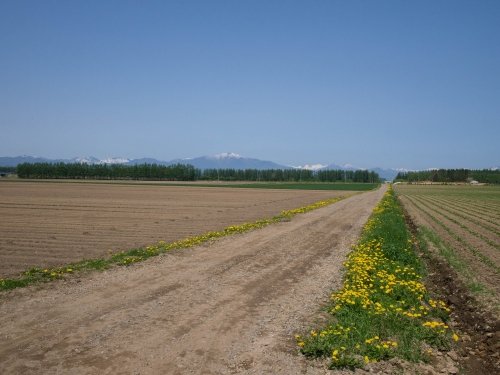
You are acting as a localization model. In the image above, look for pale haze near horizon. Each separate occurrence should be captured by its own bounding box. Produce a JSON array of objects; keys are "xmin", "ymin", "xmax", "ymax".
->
[{"xmin": 1, "ymin": 1, "xmax": 499, "ymax": 170}]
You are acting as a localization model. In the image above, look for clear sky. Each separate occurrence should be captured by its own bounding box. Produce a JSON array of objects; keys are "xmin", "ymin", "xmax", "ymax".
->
[{"xmin": 1, "ymin": 1, "xmax": 499, "ymax": 169}]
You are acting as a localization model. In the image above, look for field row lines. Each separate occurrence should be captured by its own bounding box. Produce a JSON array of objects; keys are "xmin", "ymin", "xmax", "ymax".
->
[
  {"xmin": 420, "ymin": 196, "xmax": 500, "ymax": 234},
  {"xmin": 408, "ymin": 195, "xmax": 500, "ymax": 255},
  {"xmin": 412, "ymin": 196, "xmax": 500, "ymax": 248},
  {"xmin": 403, "ymin": 195, "xmax": 499, "ymax": 274},
  {"xmin": 439, "ymin": 198, "xmax": 500, "ymax": 217},
  {"xmin": 409, "ymin": 196, "xmax": 500, "ymax": 221}
]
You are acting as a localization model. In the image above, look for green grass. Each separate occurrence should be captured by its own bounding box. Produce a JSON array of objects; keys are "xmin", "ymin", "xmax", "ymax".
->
[
  {"xmin": 417, "ymin": 226, "xmax": 490, "ymax": 297},
  {"xmin": 0, "ymin": 197, "xmax": 344, "ymax": 291},
  {"xmin": 2, "ymin": 178, "xmax": 379, "ymax": 191},
  {"xmin": 186, "ymin": 182, "xmax": 379, "ymax": 191},
  {"xmin": 297, "ymin": 187, "xmax": 457, "ymax": 369}
]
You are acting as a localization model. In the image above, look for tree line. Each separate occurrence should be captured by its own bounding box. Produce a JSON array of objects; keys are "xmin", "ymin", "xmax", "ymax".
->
[
  {"xmin": 200, "ymin": 168, "xmax": 379, "ymax": 182},
  {"xmin": 0, "ymin": 166, "xmax": 17, "ymax": 174},
  {"xmin": 395, "ymin": 169, "xmax": 500, "ymax": 184},
  {"xmin": 16, "ymin": 162, "xmax": 198, "ymax": 180},
  {"xmin": 14, "ymin": 162, "xmax": 380, "ymax": 183}
]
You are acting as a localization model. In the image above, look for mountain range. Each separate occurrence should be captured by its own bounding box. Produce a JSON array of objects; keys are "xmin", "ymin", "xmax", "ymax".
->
[{"xmin": 0, "ymin": 153, "xmax": 427, "ymax": 181}]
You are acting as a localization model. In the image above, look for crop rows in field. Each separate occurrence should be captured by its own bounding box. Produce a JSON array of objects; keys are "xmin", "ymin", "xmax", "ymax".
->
[
  {"xmin": 0, "ymin": 181, "xmax": 350, "ymax": 277},
  {"xmin": 395, "ymin": 185, "xmax": 500, "ymax": 299}
]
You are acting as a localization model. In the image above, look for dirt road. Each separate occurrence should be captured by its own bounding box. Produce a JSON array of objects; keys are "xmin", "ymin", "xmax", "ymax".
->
[
  {"xmin": 0, "ymin": 186, "xmax": 385, "ymax": 374},
  {"xmin": 0, "ymin": 181, "xmax": 347, "ymax": 277}
]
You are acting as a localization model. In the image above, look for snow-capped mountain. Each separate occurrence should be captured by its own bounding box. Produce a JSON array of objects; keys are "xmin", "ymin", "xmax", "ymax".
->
[
  {"xmin": 99, "ymin": 157, "xmax": 130, "ymax": 164},
  {"xmin": 2, "ymin": 153, "xmax": 495, "ymax": 181},
  {"xmin": 294, "ymin": 164, "xmax": 328, "ymax": 171},
  {"xmin": 294, "ymin": 162, "xmax": 402, "ymax": 181},
  {"xmin": 168, "ymin": 153, "xmax": 288, "ymax": 170},
  {"xmin": 325, "ymin": 163, "xmax": 359, "ymax": 171},
  {"xmin": 70, "ymin": 156, "xmax": 101, "ymax": 164},
  {"xmin": 68, "ymin": 156, "xmax": 130, "ymax": 164},
  {"xmin": 213, "ymin": 152, "xmax": 243, "ymax": 160}
]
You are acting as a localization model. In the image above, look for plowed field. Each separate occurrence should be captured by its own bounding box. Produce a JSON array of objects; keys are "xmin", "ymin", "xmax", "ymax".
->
[
  {"xmin": 0, "ymin": 181, "xmax": 351, "ymax": 277},
  {"xmin": 395, "ymin": 184, "xmax": 500, "ymax": 301}
]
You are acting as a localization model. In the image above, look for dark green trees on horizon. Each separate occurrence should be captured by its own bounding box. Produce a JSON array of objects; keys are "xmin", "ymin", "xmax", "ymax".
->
[
  {"xmin": 14, "ymin": 162, "xmax": 380, "ymax": 183},
  {"xmin": 395, "ymin": 169, "xmax": 500, "ymax": 184}
]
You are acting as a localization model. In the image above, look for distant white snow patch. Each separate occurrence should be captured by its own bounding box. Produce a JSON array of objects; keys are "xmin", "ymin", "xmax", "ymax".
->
[
  {"xmin": 213, "ymin": 152, "xmax": 242, "ymax": 160},
  {"xmin": 294, "ymin": 164, "xmax": 327, "ymax": 171},
  {"xmin": 100, "ymin": 157, "xmax": 130, "ymax": 164}
]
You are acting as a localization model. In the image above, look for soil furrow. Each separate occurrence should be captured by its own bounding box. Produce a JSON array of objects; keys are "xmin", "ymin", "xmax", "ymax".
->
[
  {"xmin": 399, "ymin": 195, "xmax": 500, "ymax": 295},
  {"xmin": 414, "ymin": 196, "xmax": 500, "ymax": 250},
  {"xmin": 423, "ymin": 196, "xmax": 500, "ymax": 234},
  {"xmin": 406, "ymin": 195, "xmax": 500, "ymax": 268}
]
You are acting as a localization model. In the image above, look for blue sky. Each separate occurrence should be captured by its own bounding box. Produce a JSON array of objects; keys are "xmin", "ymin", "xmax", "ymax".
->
[{"xmin": 1, "ymin": 1, "xmax": 499, "ymax": 169}]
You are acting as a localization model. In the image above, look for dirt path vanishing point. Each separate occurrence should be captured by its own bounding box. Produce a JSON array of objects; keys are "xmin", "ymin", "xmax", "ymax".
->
[{"xmin": 0, "ymin": 185, "xmax": 386, "ymax": 375}]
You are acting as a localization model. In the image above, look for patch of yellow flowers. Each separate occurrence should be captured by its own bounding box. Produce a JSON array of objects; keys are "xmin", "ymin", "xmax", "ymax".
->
[
  {"xmin": 297, "ymin": 187, "xmax": 460, "ymax": 369},
  {"xmin": 330, "ymin": 237, "xmax": 434, "ymax": 318},
  {"xmin": 329, "ymin": 191, "xmax": 451, "ymax": 323}
]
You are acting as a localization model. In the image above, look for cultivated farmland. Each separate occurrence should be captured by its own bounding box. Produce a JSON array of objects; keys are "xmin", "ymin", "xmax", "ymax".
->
[
  {"xmin": 395, "ymin": 184, "xmax": 500, "ymax": 308},
  {"xmin": 0, "ymin": 180, "xmax": 352, "ymax": 277},
  {"xmin": 0, "ymin": 184, "xmax": 384, "ymax": 374}
]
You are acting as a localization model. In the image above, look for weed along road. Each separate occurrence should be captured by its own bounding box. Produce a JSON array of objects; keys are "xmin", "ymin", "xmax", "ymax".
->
[{"xmin": 0, "ymin": 186, "xmax": 386, "ymax": 374}]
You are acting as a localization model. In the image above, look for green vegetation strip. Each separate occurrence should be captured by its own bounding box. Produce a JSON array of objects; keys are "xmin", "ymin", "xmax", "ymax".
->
[
  {"xmin": 297, "ymin": 187, "xmax": 458, "ymax": 369},
  {"xmin": 0, "ymin": 197, "xmax": 344, "ymax": 291},
  {"xmin": 2, "ymin": 179, "xmax": 379, "ymax": 191},
  {"xmin": 169, "ymin": 182, "xmax": 379, "ymax": 191},
  {"xmin": 417, "ymin": 226, "xmax": 490, "ymax": 297}
]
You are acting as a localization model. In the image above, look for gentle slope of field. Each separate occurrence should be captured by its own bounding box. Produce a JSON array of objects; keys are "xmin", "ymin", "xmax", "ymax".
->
[
  {"xmin": 0, "ymin": 181, "xmax": 352, "ymax": 277},
  {"xmin": 0, "ymin": 186, "xmax": 385, "ymax": 374}
]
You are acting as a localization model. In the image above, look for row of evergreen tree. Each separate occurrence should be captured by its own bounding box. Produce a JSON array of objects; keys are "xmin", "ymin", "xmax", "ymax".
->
[
  {"xmin": 0, "ymin": 166, "xmax": 16, "ymax": 174},
  {"xmin": 16, "ymin": 162, "xmax": 198, "ymax": 180},
  {"xmin": 14, "ymin": 162, "xmax": 380, "ymax": 183},
  {"xmin": 395, "ymin": 169, "xmax": 500, "ymax": 184},
  {"xmin": 200, "ymin": 168, "xmax": 379, "ymax": 182}
]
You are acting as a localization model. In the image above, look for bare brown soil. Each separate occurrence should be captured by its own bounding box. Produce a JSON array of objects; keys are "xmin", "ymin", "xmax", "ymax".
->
[
  {"xmin": 0, "ymin": 181, "xmax": 350, "ymax": 278},
  {"xmin": 403, "ymin": 211, "xmax": 500, "ymax": 375},
  {"xmin": 0, "ymin": 185, "xmax": 385, "ymax": 374},
  {"xmin": 397, "ymin": 194, "xmax": 500, "ymax": 298},
  {"xmin": 406, "ymin": 196, "xmax": 500, "ymax": 270},
  {"xmin": 426, "ymin": 197, "xmax": 500, "ymax": 228},
  {"xmin": 395, "ymin": 185, "xmax": 500, "ymax": 374},
  {"xmin": 422, "ymin": 196, "xmax": 500, "ymax": 238}
]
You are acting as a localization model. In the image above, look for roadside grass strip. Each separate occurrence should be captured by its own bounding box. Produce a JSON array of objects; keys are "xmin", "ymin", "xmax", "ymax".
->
[
  {"xmin": 297, "ymin": 187, "xmax": 458, "ymax": 370},
  {"xmin": 0, "ymin": 197, "xmax": 343, "ymax": 291},
  {"xmin": 417, "ymin": 226, "xmax": 492, "ymax": 298}
]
